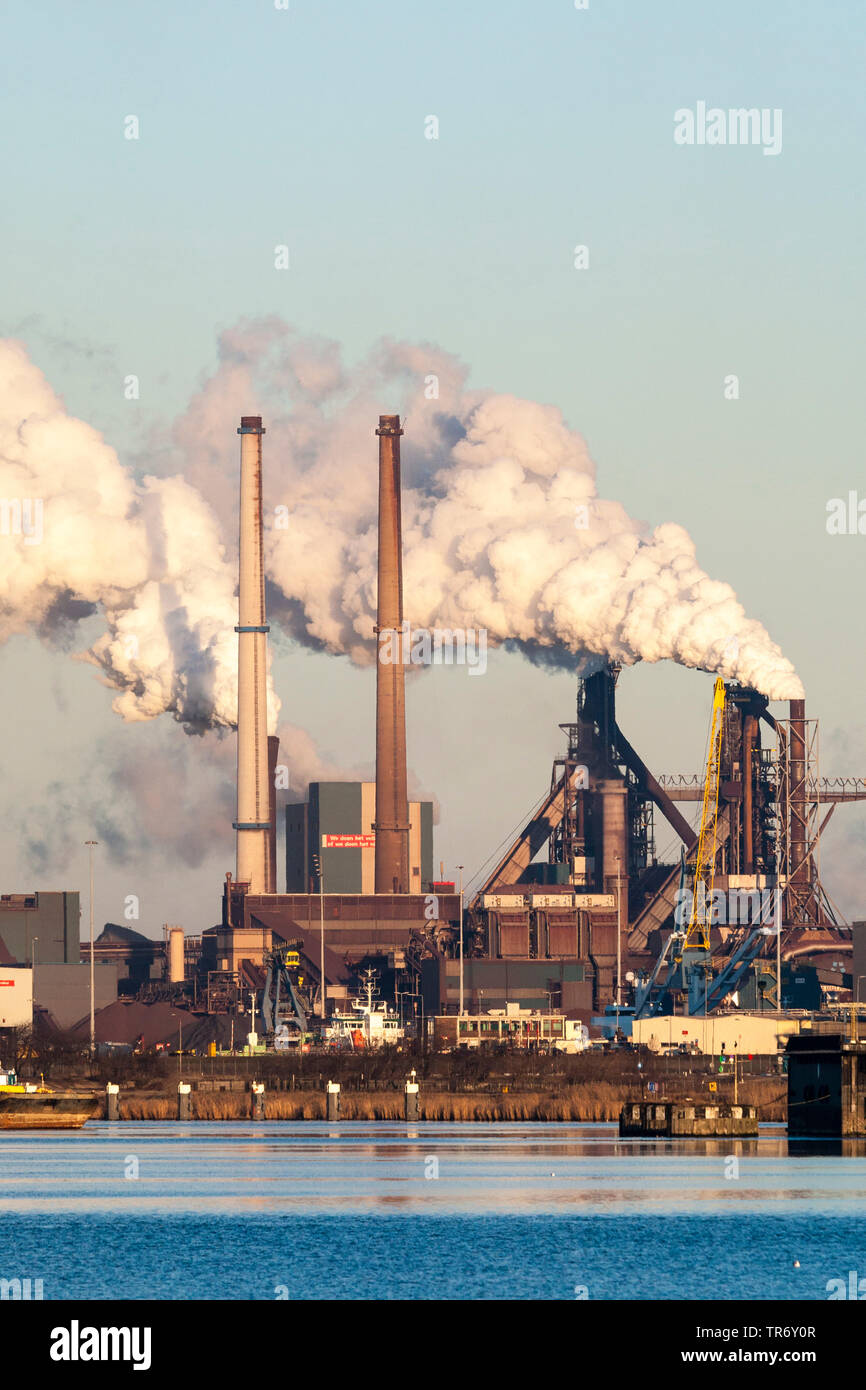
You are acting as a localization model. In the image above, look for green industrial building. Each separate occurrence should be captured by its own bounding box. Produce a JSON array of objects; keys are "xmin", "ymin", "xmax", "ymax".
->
[
  {"xmin": 286, "ymin": 781, "xmax": 434, "ymax": 895},
  {"xmin": 0, "ymin": 892, "xmax": 80, "ymax": 965}
]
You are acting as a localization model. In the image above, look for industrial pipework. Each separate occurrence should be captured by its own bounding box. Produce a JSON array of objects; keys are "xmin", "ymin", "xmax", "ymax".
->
[{"xmin": 789, "ymin": 698, "xmax": 808, "ymax": 895}]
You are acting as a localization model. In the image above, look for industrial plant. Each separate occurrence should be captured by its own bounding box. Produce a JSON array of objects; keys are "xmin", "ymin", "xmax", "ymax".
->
[{"xmin": 2, "ymin": 409, "xmax": 863, "ymax": 1061}]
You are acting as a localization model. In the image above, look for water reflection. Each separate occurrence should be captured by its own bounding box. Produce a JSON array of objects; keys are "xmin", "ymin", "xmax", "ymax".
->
[{"xmin": 0, "ymin": 1121, "xmax": 864, "ymax": 1222}]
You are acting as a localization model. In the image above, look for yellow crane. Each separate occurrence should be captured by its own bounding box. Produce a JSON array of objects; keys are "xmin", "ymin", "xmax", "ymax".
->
[
  {"xmin": 639, "ymin": 676, "xmax": 773, "ymax": 1016},
  {"xmin": 681, "ymin": 677, "xmax": 726, "ymax": 956}
]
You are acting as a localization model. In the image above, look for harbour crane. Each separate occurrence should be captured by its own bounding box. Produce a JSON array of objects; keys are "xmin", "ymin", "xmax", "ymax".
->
[
  {"xmin": 260, "ymin": 944, "xmax": 308, "ymax": 1045},
  {"xmin": 635, "ymin": 678, "xmax": 728, "ymax": 1017},
  {"xmin": 675, "ymin": 676, "xmax": 726, "ymax": 1013},
  {"xmin": 681, "ymin": 677, "xmax": 726, "ymax": 958},
  {"xmin": 635, "ymin": 676, "xmax": 779, "ymax": 1017},
  {"xmin": 632, "ymin": 850, "xmax": 687, "ymax": 1018}
]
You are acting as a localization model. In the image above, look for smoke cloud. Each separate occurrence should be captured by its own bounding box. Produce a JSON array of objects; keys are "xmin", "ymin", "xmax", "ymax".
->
[
  {"xmin": 0, "ymin": 323, "xmax": 803, "ymax": 731},
  {"xmin": 264, "ymin": 380, "xmax": 803, "ymax": 699},
  {"xmin": 215, "ymin": 324, "xmax": 797, "ymax": 700},
  {"xmin": 0, "ymin": 338, "xmax": 279, "ymax": 732}
]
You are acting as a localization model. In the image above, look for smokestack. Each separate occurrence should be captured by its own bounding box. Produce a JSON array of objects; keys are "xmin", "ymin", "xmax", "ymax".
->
[
  {"xmin": 789, "ymin": 698, "xmax": 807, "ymax": 888},
  {"xmin": 374, "ymin": 414, "xmax": 410, "ymax": 894},
  {"xmin": 233, "ymin": 416, "xmax": 270, "ymax": 895},
  {"xmin": 267, "ymin": 734, "xmax": 280, "ymax": 894}
]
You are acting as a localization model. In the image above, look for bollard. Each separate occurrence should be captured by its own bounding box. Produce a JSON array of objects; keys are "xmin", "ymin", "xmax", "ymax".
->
[
  {"xmin": 326, "ymin": 1080, "xmax": 341, "ymax": 1122},
  {"xmin": 251, "ymin": 1081, "xmax": 265, "ymax": 1121},
  {"xmin": 177, "ymin": 1082, "xmax": 192, "ymax": 1121},
  {"xmin": 404, "ymin": 1077, "xmax": 420, "ymax": 1122},
  {"xmin": 106, "ymin": 1083, "xmax": 120, "ymax": 1122}
]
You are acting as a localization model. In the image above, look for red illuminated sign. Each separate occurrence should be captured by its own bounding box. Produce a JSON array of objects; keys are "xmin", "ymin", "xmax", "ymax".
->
[{"xmin": 321, "ymin": 834, "xmax": 375, "ymax": 849}]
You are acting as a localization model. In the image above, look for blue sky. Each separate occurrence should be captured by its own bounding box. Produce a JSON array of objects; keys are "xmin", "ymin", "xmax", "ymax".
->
[{"xmin": 1, "ymin": 0, "xmax": 864, "ymax": 932}]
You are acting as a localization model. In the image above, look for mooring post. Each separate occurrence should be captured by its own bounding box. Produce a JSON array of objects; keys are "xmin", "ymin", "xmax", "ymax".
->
[
  {"xmin": 105, "ymin": 1082, "xmax": 119, "ymax": 1122},
  {"xmin": 404, "ymin": 1069, "xmax": 420, "ymax": 1122},
  {"xmin": 326, "ymin": 1080, "xmax": 341, "ymax": 1122},
  {"xmin": 177, "ymin": 1082, "xmax": 192, "ymax": 1121},
  {"xmin": 251, "ymin": 1081, "xmax": 265, "ymax": 1120}
]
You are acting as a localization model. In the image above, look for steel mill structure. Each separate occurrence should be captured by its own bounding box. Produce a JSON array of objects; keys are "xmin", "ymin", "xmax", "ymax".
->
[
  {"xmin": 213, "ymin": 412, "xmax": 859, "ymax": 1027},
  {"xmin": 469, "ymin": 663, "xmax": 857, "ymax": 1016}
]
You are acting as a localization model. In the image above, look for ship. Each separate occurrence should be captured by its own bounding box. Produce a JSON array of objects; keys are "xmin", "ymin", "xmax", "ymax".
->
[
  {"xmin": 0, "ymin": 1064, "xmax": 101, "ymax": 1131},
  {"xmin": 324, "ymin": 969, "xmax": 405, "ymax": 1050}
]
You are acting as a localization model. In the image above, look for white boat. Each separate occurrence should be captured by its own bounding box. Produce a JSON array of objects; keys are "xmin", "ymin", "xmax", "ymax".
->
[{"xmin": 325, "ymin": 970, "xmax": 404, "ymax": 1050}]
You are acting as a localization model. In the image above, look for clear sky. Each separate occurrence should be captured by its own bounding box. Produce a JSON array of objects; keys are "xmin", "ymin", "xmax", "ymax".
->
[{"xmin": 1, "ymin": 0, "xmax": 864, "ymax": 936}]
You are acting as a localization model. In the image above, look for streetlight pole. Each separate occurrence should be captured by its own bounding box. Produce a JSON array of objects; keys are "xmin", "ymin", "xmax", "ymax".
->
[
  {"xmin": 457, "ymin": 865, "xmax": 464, "ymax": 1018},
  {"xmin": 313, "ymin": 851, "xmax": 326, "ymax": 1023},
  {"xmin": 85, "ymin": 840, "xmax": 98, "ymax": 1057},
  {"xmin": 320, "ymin": 861, "xmax": 325, "ymax": 1024}
]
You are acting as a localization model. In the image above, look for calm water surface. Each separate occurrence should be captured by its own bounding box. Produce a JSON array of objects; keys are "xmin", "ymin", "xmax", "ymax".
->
[{"xmin": 2, "ymin": 1122, "xmax": 864, "ymax": 1299}]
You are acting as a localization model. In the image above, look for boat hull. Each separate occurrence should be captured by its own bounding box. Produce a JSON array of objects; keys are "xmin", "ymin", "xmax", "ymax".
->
[{"xmin": 0, "ymin": 1093, "xmax": 101, "ymax": 1130}]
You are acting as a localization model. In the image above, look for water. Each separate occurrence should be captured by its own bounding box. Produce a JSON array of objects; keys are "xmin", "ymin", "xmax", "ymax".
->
[{"xmin": 2, "ymin": 1122, "xmax": 865, "ymax": 1300}]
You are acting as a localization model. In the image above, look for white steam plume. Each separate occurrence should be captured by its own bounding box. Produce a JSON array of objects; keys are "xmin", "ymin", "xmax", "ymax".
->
[
  {"xmin": 217, "ymin": 326, "xmax": 798, "ymax": 701},
  {"xmin": 0, "ymin": 338, "xmax": 279, "ymax": 732},
  {"xmin": 1, "ymin": 325, "xmax": 803, "ymax": 721}
]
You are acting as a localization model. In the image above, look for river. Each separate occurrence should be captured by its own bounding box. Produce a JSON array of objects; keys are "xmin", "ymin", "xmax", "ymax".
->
[{"xmin": 2, "ymin": 1122, "xmax": 865, "ymax": 1299}]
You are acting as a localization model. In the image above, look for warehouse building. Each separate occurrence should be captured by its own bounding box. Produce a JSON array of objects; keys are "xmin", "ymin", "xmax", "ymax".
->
[
  {"xmin": 0, "ymin": 892, "xmax": 80, "ymax": 965},
  {"xmin": 0, "ymin": 893, "xmax": 125, "ymax": 1033},
  {"xmin": 421, "ymin": 956, "xmax": 593, "ymax": 1020}
]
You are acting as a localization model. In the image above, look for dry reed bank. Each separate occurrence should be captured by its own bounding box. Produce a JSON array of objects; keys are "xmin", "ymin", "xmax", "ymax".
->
[{"xmin": 117, "ymin": 1076, "xmax": 785, "ymax": 1123}]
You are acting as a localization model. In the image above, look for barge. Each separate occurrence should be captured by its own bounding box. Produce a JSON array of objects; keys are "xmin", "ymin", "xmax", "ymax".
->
[
  {"xmin": 619, "ymin": 1099, "xmax": 758, "ymax": 1137},
  {"xmin": 0, "ymin": 1065, "xmax": 100, "ymax": 1130}
]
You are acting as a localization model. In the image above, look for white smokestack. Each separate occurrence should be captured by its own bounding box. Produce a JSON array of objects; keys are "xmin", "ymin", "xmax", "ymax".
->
[{"xmin": 234, "ymin": 416, "xmax": 270, "ymax": 893}]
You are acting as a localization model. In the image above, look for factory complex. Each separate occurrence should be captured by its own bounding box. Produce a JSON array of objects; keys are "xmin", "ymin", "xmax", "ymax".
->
[{"xmin": 1, "ymin": 412, "xmax": 863, "ymax": 1059}]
